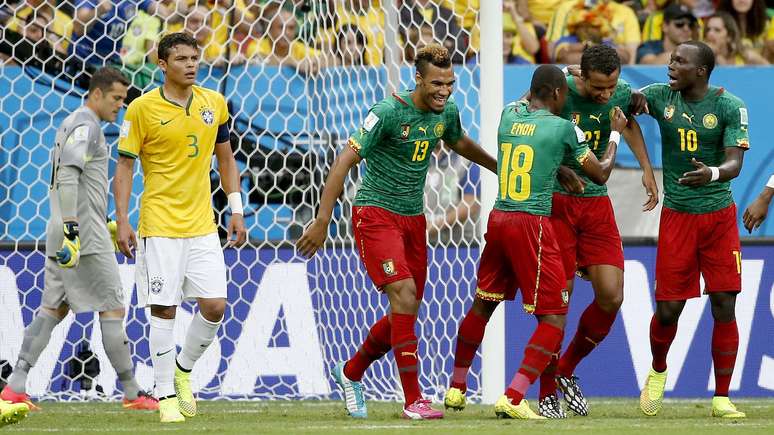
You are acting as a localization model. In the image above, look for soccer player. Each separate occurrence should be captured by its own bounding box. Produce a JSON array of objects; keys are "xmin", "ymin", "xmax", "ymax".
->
[
  {"xmin": 537, "ymin": 44, "xmax": 659, "ymax": 418},
  {"xmin": 443, "ymin": 64, "xmax": 627, "ymax": 419},
  {"xmin": 113, "ymin": 33, "xmax": 246, "ymax": 423},
  {"xmin": 637, "ymin": 41, "xmax": 748, "ymax": 418},
  {"xmin": 296, "ymin": 44, "xmax": 496, "ymax": 420},
  {"xmin": 0, "ymin": 67, "xmax": 158, "ymax": 412},
  {"xmin": 742, "ymin": 174, "xmax": 774, "ymax": 233}
]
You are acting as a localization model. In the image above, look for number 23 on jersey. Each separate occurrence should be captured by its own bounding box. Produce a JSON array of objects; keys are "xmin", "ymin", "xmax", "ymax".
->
[{"xmin": 499, "ymin": 142, "xmax": 534, "ymax": 201}]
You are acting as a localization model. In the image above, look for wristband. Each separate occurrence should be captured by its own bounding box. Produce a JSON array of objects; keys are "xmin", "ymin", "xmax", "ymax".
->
[
  {"xmin": 767, "ymin": 174, "xmax": 774, "ymax": 189},
  {"xmin": 609, "ymin": 131, "xmax": 621, "ymax": 146},
  {"xmin": 228, "ymin": 192, "xmax": 243, "ymax": 215},
  {"xmin": 709, "ymin": 166, "xmax": 720, "ymax": 182}
]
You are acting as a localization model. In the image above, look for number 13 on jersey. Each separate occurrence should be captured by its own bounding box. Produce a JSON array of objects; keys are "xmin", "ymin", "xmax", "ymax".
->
[{"xmin": 499, "ymin": 142, "xmax": 534, "ymax": 201}]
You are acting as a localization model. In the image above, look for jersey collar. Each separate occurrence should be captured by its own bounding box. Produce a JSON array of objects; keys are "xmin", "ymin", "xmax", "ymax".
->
[{"xmin": 159, "ymin": 87, "xmax": 193, "ymax": 116}]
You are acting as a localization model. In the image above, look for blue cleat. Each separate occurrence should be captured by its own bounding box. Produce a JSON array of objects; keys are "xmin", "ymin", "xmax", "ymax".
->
[{"xmin": 332, "ymin": 362, "xmax": 367, "ymax": 419}]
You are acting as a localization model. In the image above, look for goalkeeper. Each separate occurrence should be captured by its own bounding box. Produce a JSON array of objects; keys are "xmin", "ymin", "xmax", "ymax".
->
[{"xmin": 0, "ymin": 67, "xmax": 157, "ymax": 411}]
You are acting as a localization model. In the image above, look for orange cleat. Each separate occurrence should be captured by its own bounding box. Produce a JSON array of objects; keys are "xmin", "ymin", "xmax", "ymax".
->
[
  {"xmin": 122, "ymin": 391, "xmax": 159, "ymax": 411},
  {"xmin": 0, "ymin": 385, "xmax": 40, "ymax": 411}
]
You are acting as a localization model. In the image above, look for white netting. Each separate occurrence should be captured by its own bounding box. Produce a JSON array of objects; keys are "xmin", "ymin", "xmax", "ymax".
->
[{"xmin": 0, "ymin": 0, "xmax": 484, "ymax": 403}]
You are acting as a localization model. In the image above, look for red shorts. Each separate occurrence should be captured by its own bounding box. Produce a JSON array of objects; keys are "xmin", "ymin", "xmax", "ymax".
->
[
  {"xmin": 551, "ymin": 193, "xmax": 624, "ymax": 280},
  {"xmin": 655, "ymin": 204, "xmax": 741, "ymax": 301},
  {"xmin": 475, "ymin": 210, "xmax": 569, "ymax": 315},
  {"xmin": 352, "ymin": 206, "xmax": 427, "ymax": 299}
]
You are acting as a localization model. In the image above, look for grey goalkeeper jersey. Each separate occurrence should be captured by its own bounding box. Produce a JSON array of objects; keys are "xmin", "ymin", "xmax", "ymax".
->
[{"xmin": 45, "ymin": 106, "xmax": 113, "ymax": 257}]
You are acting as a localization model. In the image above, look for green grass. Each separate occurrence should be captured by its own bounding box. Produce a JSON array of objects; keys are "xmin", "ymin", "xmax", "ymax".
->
[{"xmin": 4, "ymin": 399, "xmax": 774, "ymax": 434}]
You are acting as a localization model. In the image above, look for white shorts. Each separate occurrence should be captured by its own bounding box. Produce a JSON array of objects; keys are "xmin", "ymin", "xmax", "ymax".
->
[{"xmin": 135, "ymin": 233, "xmax": 227, "ymax": 306}]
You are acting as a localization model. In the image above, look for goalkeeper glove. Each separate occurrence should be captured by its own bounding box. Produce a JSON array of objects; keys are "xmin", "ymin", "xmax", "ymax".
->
[
  {"xmin": 106, "ymin": 217, "xmax": 119, "ymax": 252},
  {"xmin": 56, "ymin": 221, "xmax": 80, "ymax": 268}
]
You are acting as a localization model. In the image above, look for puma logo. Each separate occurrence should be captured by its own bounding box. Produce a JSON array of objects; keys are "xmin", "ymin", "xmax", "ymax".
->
[
  {"xmin": 682, "ymin": 113, "xmax": 694, "ymax": 124},
  {"xmin": 418, "ymin": 126, "xmax": 427, "ymax": 135},
  {"xmin": 400, "ymin": 350, "xmax": 418, "ymax": 359},
  {"xmin": 589, "ymin": 113, "xmax": 602, "ymax": 123}
]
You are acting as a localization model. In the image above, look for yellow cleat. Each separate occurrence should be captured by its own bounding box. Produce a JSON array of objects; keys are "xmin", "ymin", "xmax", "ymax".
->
[
  {"xmin": 444, "ymin": 387, "xmax": 466, "ymax": 411},
  {"xmin": 640, "ymin": 368, "xmax": 667, "ymax": 416},
  {"xmin": 494, "ymin": 395, "xmax": 546, "ymax": 420},
  {"xmin": 174, "ymin": 366, "xmax": 197, "ymax": 417},
  {"xmin": 0, "ymin": 400, "xmax": 29, "ymax": 427},
  {"xmin": 711, "ymin": 397, "xmax": 746, "ymax": 418},
  {"xmin": 159, "ymin": 398, "xmax": 185, "ymax": 423}
]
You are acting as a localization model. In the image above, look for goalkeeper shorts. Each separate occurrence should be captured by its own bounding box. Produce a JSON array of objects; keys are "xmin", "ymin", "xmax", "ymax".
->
[
  {"xmin": 135, "ymin": 232, "xmax": 227, "ymax": 306},
  {"xmin": 42, "ymin": 253, "xmax": 124, "ymax": 313}
]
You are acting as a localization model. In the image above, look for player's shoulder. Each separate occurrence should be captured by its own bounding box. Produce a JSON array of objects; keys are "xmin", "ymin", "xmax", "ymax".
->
[
  {"xmin": 192, "ymin": 84, "xmax": 227, "ymax": 103},
  {"xmin": 126, "ymin": 87, "xmax": 162, "ymax": 111},
  {"xmin": 615, "ymin": 78, "xmax": 632, "ymax": 93},
  {"xmin": 712, "ymin": 86, "xmax": 745, "ymax": 108}
]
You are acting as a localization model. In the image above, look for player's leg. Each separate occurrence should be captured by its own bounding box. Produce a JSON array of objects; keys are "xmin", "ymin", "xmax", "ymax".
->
[
  {"xmin": 97, "ymin": 308, "xmax": 157, "ymax": 410},
  {"xmin": 708, "ymin": 292, "xmax": 744, "ymax": 418},
  {"xmin": 149, "ymin": 304, "xmax": 182, "ymax": 422},
  {"xmin": 1, "ymin": 259, "xmax": 71, "ymax": 410}
]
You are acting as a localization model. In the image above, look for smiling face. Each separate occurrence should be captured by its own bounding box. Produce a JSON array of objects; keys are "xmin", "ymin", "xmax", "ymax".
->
[
  {"xmin": 582, "ymin": 68, "xmax": 620, "ymax": 104},
  {"xmin": 415, "ymin": 63, "xmax": 455, "ymax": 114}
]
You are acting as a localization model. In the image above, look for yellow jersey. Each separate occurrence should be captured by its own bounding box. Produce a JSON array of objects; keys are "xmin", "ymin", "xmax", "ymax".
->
[
  {"xmin": 641, "ymin": 11, "xmax": 704, "ymax": 42},
  {"xmin": 118, "ymin": 86, "xmax": 229, "ymax": 238},
  {"xmin": 243, "ymin": 38, "xmax": 319, "ymax": 62},
  {"xmin": 318, "ymin": 5, "xmax": 385, "ymax": 66},
  {"xmin": 7, "ymin": 6, "xmax": 73, "ymax": 51},
  {"xmin": 547, "ymin": 0, "xmax": 640, "ymax": 47}
]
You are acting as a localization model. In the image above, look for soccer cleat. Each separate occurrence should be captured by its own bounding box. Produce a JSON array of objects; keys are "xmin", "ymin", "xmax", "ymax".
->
[
  {"xmin": 331, "ymin": 362, "xmax": 367, "ymax": 418},
  {"xmin": 174, "ymin": 366, "xmax": 197, "ymax": 417},
  {"xmin": 443, "ymin": 387, "xmax": 466, "ymax": 411},
  {"xmin": 538, "ymin": 394, "xmax": 567, "ymax": 419},
  {"xmin": 123, "ymin": 391, "xmax": 159, "ymax": 410},
  {"xmin": 0, "ymin": 385, "xmax": 40, "ymax": 411},
  {"xmin": 494, "ymin": 395, "xmax": 546, "ymax": 420},
  {"xmin": 0, "ymin": 400, "xmax": 29, "ymax": 427},
  {"xmin": 158, "ymin": 397, "xmax": 185, "ymax": 423},
  {"xmin": 402, "ymin": 398, "xmax": 443, "ymax": 420},
  {"xmin": 640, "ymin": 367, "xmax": 667, "ymax": 416},
  {"xmin": 711, "ymin": 396, "xmax": 746, "ymax": 418},
  {"xmin": 556, "ymin": 375, "xmax": 588, "ymax": 416}
]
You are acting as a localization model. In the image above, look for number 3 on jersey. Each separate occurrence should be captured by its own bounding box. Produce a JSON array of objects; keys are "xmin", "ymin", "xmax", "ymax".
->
[
  {"xmin": 499, "ymin": 143, "xmax": 534, "ymax": 201},
  {"xmin": 186, "ymin": 134, "xmax": 199, "ymax": 158}
]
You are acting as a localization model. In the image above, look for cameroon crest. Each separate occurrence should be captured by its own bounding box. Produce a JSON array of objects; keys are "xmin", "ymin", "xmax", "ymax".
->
[
  {"xmin": 702, "ymin": 113, "xmax": 718, "ymax": 129},
  {"xmin": 434, "ymin": 122, "xmax": 445, "ymax": 137},
  {"xmin": 571, "ymin": 112, "xmax": 581, "ymax": 125},
  {"xmin": 382, "ymin": 259, "xmax": 396, "ymax": 276},
  {"xmin": 664, "ymin": 105, "xmax": 675, "ymax": 121},
  {"xmin": 401, "ymin": 124, "xmax": 410, "ymax": 139}
]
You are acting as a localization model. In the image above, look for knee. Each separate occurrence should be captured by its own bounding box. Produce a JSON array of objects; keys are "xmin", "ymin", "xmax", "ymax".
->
[
  {"xmin": 150, "ymin": 305, "xmax": 177, "ymax": 319},
  {"xmin": 539, "ymin": 314, "xmax": 566, "ymax": 330},
  {"xmin": 198, "ymin": 299, "xmax": 226, "ymax": 322},
  {"xmin": 710, "ymin": 293, "xmax": 736, "ymax": 322},
  {"xmin": 387, "ymin": 280, "xmax": 419, "ymax": 314},
  {"xmin": 43, "ymin": 305, "xmax": 69, "ymax": 321},
  {"xmin": 655, "ymin": 303, "xmax": 682, "ymax": 325},
  {"xmin": 596, "ymin": 288, "xmax": 624, "ymax": 313},
  {"xmin": 98, "ymin": 308, "xmax": 126, "ymax": 320},
  {"xmin": 471, "ymin": 297, "xmax": 499, "ymax": 320}
]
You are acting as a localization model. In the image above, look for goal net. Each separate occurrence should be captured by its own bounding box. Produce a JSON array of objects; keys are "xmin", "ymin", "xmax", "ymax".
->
[{"xmin": 0, "ymin": 0, "xmax": 485, "ymax": 403}]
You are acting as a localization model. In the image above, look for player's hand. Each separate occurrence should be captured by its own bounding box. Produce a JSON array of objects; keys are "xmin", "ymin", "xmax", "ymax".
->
[
  {"xmin": 641, "ymin": 172, "xmax": 659, "ymax": 211},
  {"xmin": 56, "ymin": 222, "xmax": 80, "ymax": 268},
  {"xmin": 116, "ymin": 219, "xmax": 137, "ymax": 259},
  {"xmin": 106, "ymin": 217, "xmax": 120, "ymax": 252},
  {"xmin": 226, "ymin": 213, "xmax": 247, "ymax": 248},
  {"xmin": 610, "ymin": 106, "xmax": 627, "ymax": 133},
  {"xmin": 296, "ymin": 218, "xmax": 328, "ymax": 258},
  {"xmin": 629, "ymin": 91, "xmax": 649, "ymax": 115},
  {"xmin": 566, "ymin": 64, "xmax": 582, "ymax": 78},
  {"xmin": 743, "ymin": 193, "xmax": 771, "ymax": 233},
  {"xmin": 557, "ymin": 165, "xmax": 585, "ymax": 194},
  {"xmin": 678, "ymin": 158, "xmax": 711, "ymax": 186}
]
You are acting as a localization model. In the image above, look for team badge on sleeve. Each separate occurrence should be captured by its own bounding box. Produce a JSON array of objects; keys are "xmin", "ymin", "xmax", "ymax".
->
[
  {"xmin": 739, "ymin": 108, "xmax": 748, "ymax": 125},
  {"xmin": 119, "ymin": 120, "xmax": 131, "ymax": 138},
  {"xmin": 702, "ymin": 113, "xmax": 718, "ymax": 129},
  {"xmin": 200, "ymin": 107, "xmax": 215, "ymax": 126},
  {"xmin": 664, "ymin": 105, "xmax": 675, "ymax": 121},
  {"xmin": 434, "ymin": 122, "xmax": 445, "ymax": 137},
  {"xmin": 574, "ymin": 126, "xmax": 586, "ymax": 143},
  {"xmin": 363, "ymin": 112, "xmax": 379, "ymax": 132},
  {"xmin": 73, "ymin": 125, "xmax": 89, "ymax": 142}
]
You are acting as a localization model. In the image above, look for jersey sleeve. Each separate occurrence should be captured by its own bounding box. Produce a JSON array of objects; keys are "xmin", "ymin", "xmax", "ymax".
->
[
  {"xmin": 216, "ymin": 93, "xmax": 230, "ymax": 144},
  {"xmin": 58, "ymin": 123, "xmax": 96, "ymax": 170},
  {"xmin": 639, "ymin": 83, "xmax": 665, "ymax": 116},
  {"xmin": 618, "ymin": 81, "xmax": 633, "ymax": 116},
  {"xmin": 117, "ymin": 100, "xmax": 144, "ymax": 159},
  {"xmin": 721, "ymin": 98, "xmax": 750, "ymax": 149},
  {"xmin": 347, "ymin": 101, "xmax": 392, "ymax": 159},
  {"xmin": 566, "ymin": 123, "xmax": 592, "ymax": 165},
  {"xmin": 442, "ymin": 99, "xmax": 463, "ymax": 145}
]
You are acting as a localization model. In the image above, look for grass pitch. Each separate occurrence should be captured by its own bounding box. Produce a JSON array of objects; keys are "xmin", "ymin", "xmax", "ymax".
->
[{"xmin": 4, "ymin": 398, "xmax": 774, "ymax": 434}]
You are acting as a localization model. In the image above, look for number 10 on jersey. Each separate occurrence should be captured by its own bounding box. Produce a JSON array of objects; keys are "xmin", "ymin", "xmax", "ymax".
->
[{"xmin": 499, "ymin": 142, "xmax": 534, "ymax": 201}]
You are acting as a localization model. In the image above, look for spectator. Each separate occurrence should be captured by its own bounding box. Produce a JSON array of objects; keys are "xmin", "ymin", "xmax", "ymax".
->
[
  {"xmin": 547, "ymin": 0, "xmax": 641, "ymax": 64},
  {"xmin": 399, "ymin": 0, "xmax": 467, "ymax": 63},
  {"xmin": 404, "ymin": 23, "xmax": 436, "ymax": 63},
  {"xmin": 425, "ymin": 149, "xmax": 480, "ymax": 245},
  {"xmin": 704, "ymin": 11, "xmax": 768, "ymax": 64},
  {"xmin": 640, "ymin": 0, "xmax": 703, "ymax": 42},
  {"xmin": 121, "ymin": 10, "xmax": 162, "ymax": 68},
  {"xmin": 717, "ymin": 0, "xmax": 769, "ymax": 52},
  {"xmin": 766, "ymin": 15, "xmax": 774, "ymax": 63},
  {"xmin": 553, "ymin": 2, "xmax": 619, "ymax": 64},
  {"xmin": 503, "ymin": 0, "xmax": 539, "ymax": 63},
  {"xmin": 332, "ymin": 23, "xmax": 367, "ymax": 66},
  {"xmin": 166, "ymin": 4, "xmax": 227, "ymax": 64},
  {"xmin": 71, "ymin": 0, "xmax": 169, "ymax": 66},
  {"xmin": 637, "ymin": 3, "xmax": 695, "ymax": 64},
  {"xmin": 244, "ymin": 7, "xmax": 321, "ymax": 74},
  {"xmin": 5, "ymin": 0, "xmax": 73, "ymax": 54},
  {"xmin": 528, "ymin": 0, "xmax": 563, "ymax": 28},
  {"xmin": 319, "ymin": 0, "xmax": 384, "ymax": 66}
]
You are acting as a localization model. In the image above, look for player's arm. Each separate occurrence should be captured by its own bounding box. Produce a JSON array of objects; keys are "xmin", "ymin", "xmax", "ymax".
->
[
  {"xmin": 622, "ymin": 117, "xmax": 659, "ymax": 210},
  {"xmin": 296, "ymin": 146, "xmax": 361, "ymax": 258},
  {"xmin": 446, "ymin": 135, "xmax": 497, "ymax": 174},
  {"xmin": 743, "ymin": 175, "xmax": 774, "ymax": 233},
  {"xmin": 113, "ymin": 155, "xmax": 137, "ymax": 258},
  {"xmin": 579, "ymin": 106, "xmax": 627, "ymax": 184},
  {"xmin": 214, "ymin": 134, "xmax": 247, "ymax": 248}
]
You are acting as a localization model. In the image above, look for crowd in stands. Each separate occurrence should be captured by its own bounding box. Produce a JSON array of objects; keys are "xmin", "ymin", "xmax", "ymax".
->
[{"xmin": 3, "ymin": 0, "xmax": 774, "ymax": 74}]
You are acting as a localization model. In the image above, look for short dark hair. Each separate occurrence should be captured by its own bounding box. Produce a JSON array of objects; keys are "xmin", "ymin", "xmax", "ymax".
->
[
  {"xmin": 157, "ymin": 32, "xmax": 199, "ymax": 62},
  {"xmin": 580, "ymin": 44, "xmax": 621, "ymax": 77},
  {"xmin": 530, "ymin": 64, "xmax": 567, "ymax": 100},
  {"xmin": 88, "ymin": 66, "xmax": 129, "ymax": 93},
  {"xmin": 680, "ymin": 40, "xmax": 715, "ymax": 77},
  {"xmin": 415, "ymin": 43, "xmax": 451, "ymax": 75}
]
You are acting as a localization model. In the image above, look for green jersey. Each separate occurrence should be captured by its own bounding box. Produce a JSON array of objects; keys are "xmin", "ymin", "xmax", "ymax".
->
[
  {"xmin": 555, "ymin": 76, "xmax": 632, "ymax": 197},
  {"xmin": 641, "ymin": 84, "xmax": 749, "ymax": 213},
  {"xmin": 495, "ymin": 101, "xmax": 592, "ymax": 216},
  {"xmin": 349, "ymin": 91, "xmax": 463, "ymax": 215}
]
